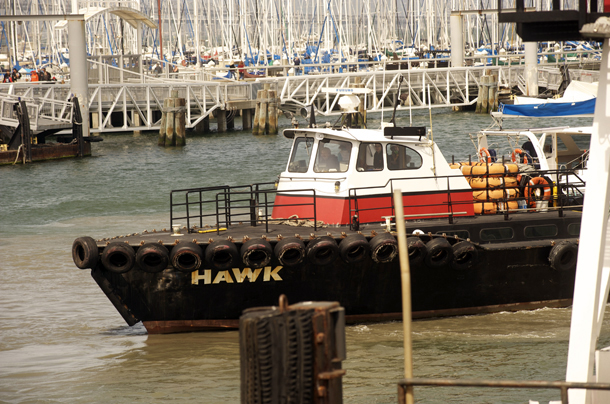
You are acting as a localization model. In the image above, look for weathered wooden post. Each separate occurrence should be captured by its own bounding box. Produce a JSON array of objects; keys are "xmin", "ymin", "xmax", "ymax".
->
[
  {"xmin": 175, "ymin": 97, "xmax": 186, "ymax": 146},
  {"xmin": 165, "ymin": 97, "xmax": 176, "ymax": 146},
  {"xmin": 258, "ymin": 88, "xmax": 269, "ymax": 135},
  {"xmin": 268, "ymin": 90, "xmax": 278, "ymax": 135},
  {"xmin": 158, "ymin": 99, "xmax": 168, "ymax": 145},
  {"xmin": 489, "ymin": 74, "xmax": 498, "ymax": 112},
  {"xmin": 243, "ymin": 108, "xmax": 253, "ymax": 130},
  {"xmin": 252, "ymin": 90, "xmax": 262, "ymax": 135},
  {"xmin": 217, "ymin": 109, "xmax": 227, "ymax": 132}
]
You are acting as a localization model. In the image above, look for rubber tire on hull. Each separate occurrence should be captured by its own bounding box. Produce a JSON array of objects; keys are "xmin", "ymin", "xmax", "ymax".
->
[
  {"xmin": 424, "ymin": 238, "xmax": 453, "ymax": 268},
  {"xmin": 406, "ymin": 237, "xmax": 426, "ymax": 266},
  {"xmin": 136, "ymin": 243, "xmax": 169, "ymax": 273},
  {"xmin": 549, "ymin": 241, "xmax": 578, "ymax": 271},
  {"xmin": 72, "ymin": 236, "xmax": 99, "ymax": 269},
  {"xmin": 369, "ymin": 233, "xmax": 398, "ymax": 264},
  {"xmin": 451, "ymin": 241, "xmax": 478, "ymax": 270},
  {"xmin": 170, "ymin": 242, "xmax": 204, "ymax": 273},
  {"xmin": 274, "ymin": 237, "xmax": 306, "ymax": 267},
  {"xmin": 241, "ymin": 238, "xmax": 273, "ymax": 268},
  {"xmin": 101, "ymin": 242, "xmax": 136, "ymax": 274},
  {"xmin": 306, "ymin": 236, "xmax": 339, "ymax": 266},
  {"xmin": 339, "ymin": 234, "xmax": 370, "ymax": 264},
  {"xmin": 205, "ymin": 240, "xmax": 239, "ymax": 271}
]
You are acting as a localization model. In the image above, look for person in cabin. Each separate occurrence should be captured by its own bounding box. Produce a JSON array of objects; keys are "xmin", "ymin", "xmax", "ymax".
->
[
  {"xmin": 387, "ymin": 145, "xmax": 401, "ymax": 169},
  {"xmin": 316, "ymin": 147, "xmax": 340, "ymax": 172},
  {"xmin": 11, "ymin": 68, "xmax": 20, "ymax": 82},
  {"xmin": 339, "ymin": 144, "xmax": 351, "ymax": 163},
  {"xmin": 373, "ymin": 143, "xmax": 384, "ymax": 170}
]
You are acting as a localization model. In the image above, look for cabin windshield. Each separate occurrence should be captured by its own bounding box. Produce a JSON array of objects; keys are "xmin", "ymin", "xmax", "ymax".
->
[
  {"xmin": 314, "ymin": 139, "xmax": 352, "ymax": 173},
  {"xmin": 357, "ymin": 142, "xmax": 384, "ymax": 171},
  {"xmin": 288, "ymin": 137, "xmax": 314, "ymax": 173}
]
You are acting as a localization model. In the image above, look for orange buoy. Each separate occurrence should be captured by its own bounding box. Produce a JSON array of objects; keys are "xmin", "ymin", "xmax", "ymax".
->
[
  {"xmin": 524, "ymin": 176, "xmax": 552, "ymax": 207},
  {"xmin": 478, "ymin": 148, "xmax": 492, "ymax": 163},
  {"xmin": 511, "ymin": 148, "xmax": 528, "ymax": 164}
]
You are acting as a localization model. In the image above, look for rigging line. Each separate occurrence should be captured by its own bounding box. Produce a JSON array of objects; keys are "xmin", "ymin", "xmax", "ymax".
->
[
  {"xmin": 272, "ymin": 0, "xmax": 289, "ymax": 60},
  {"xmin": 171, "ymin": 0, "xmax": 187, "ymax": 58},
  {"xmin": 224, "ymin": 0, "xmax": 241, "ymax": 57}
]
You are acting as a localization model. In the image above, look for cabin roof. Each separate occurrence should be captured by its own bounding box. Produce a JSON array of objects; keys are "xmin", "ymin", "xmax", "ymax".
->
[{"xmin": 283, "ymin": 127, "xmax": 429, "ymax": 144}]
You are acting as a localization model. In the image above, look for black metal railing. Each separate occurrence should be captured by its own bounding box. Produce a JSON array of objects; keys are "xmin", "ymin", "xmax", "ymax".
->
[
  {"xmin": 347, "ymin": 169, "xmax": 586, "ymax": 230},
  {"xmin": 170, "ymin": 182, "xmax": 319, "ymax": 234},
  {"xmin": 397, "ymin": 377, "xmax": 610, "ymax": 404}
]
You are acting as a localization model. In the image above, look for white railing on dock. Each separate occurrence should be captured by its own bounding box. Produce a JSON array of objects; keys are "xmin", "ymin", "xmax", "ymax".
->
[{"xmin": 0, "ymin": 89, "xmax": 73, "ymax": 131}]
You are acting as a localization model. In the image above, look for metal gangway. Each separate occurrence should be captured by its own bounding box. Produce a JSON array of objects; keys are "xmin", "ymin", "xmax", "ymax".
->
[
  {"xmin": 0, "ymin": 90, "xmax": 73, "ymax": 133},
  {"xmin": 0, "ymin": 55, "xmax": 599, "ymax": 135}
]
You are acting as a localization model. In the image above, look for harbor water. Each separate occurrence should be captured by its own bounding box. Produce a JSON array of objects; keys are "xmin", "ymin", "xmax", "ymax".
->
[{"xmin": 1, "ymin": 110, "xmax": 608, "ymax": 403}]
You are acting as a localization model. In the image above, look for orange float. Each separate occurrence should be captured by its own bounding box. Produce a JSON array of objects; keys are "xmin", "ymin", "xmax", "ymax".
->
[
  {"xmin": 523, "ymin": 176, "xmax": 551, "ymax": 207},
  {"xmin": 511, "ymin": 148, "xmax": 528, "ymax": 164},
  {"xmin": 473, "ymin": 202, "xmax": 497, "ymax": 215}
]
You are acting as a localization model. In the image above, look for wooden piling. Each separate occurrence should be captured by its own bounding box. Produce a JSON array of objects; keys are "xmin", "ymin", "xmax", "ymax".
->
[
  {"xmin": 217, "ymin": 109, "xmax": 226, "ymax": 132},
  {"xmin": 158, "ymin": 98, "xmax": 169, "ymax": 145},
  {"xmin": 258, "ymin": 89, "xmax": 269, "ymax": 135},
  {"xmin": 175, "ymin": 98, "xmax": 186, "ymax": 146},
  {"xmin": 252, "ymin": 90, "xmax": 262, "ymax": 135},
  {"xmin": 268, "ymin": 90, "xmax": 278, "ymax": 135},
  {"xmin": 243, "ymin": 109, "xmax": 253, "ymax": 130},
  {"xmin": 165, "ymin": 97, "xmax": 176, "ymax": 146},
  {"xmin": 475, "ymin": 76, "xmax": 485, "ymax": 114},
  {"xmin": 489, "ymin": 74, "xmax": 498, "ymax": 112},
  {"xmin": 227, "ymin": 109, "xmax": 235, "ymax": 131}
]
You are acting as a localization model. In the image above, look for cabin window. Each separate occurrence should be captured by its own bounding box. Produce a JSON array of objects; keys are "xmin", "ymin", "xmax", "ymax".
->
[
  {"xmin": 524, "ymin": 224, "xmax": 558, "ymax": 238},
  {"xmin": 567, "ymin": 223, "xmax": 581, "ymax": 236},
  {"xmin": 288, "ymin": 137, "xmax": 314, "ymax": 173},
  {"xmin": 386, "ymin": 144, "xmax": 422, "ymax": 170},
  {"xmin": 480, "ymin": 227, "xmax": 514, "ymax": 241},
  {"xmin": 356, "ymin": 143, "xmax": 383, "ymax": 171},
  {"xmin": 435, "ymin": 230, "xmax": 469, "ymax": 239},
  {"xmin": 314, "ymin": 139, "xmax": 351, "ymax": 173}
]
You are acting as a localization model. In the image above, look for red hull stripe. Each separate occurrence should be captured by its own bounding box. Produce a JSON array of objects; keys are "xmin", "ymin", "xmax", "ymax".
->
[{"xmin": 272, "ymin": 191, "xmax": 474, "ymax": 225}]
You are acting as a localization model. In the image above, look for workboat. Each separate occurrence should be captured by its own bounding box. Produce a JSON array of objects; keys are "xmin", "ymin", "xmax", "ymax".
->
[{"xmin": 72, "ymin": 98, "xmax": 588, "ymax": 334}]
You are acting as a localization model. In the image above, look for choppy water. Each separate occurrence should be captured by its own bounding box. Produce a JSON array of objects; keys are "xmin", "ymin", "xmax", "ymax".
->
[{"xmin": 1, "ymin": 110, "xmax": 606, "ymax": 403}]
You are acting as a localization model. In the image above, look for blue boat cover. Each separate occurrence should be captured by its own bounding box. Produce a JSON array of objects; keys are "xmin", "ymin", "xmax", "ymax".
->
[{"xmin": 499, "ymin": 98, "xmax": 596, "ymax": 117}]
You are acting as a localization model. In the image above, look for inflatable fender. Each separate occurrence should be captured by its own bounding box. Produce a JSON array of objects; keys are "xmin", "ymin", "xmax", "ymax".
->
[
  {"xmin": 170, "ymin": 241, "xmax": 203, "ymax": 273},
  {"xmin": 241, "ymin": 238, "xmax": 273, "ymax": 268},
  {"xmin": 339, "ymin": 234, "xmax": 370, "ymax": 264},
  {"xmin": 205, "ymin": 240, "xmax": 239, "ymax": 271},
  {"xmin": 101, "ymin": 242, "xmax": 135, "ymax": 274},
  {"xmin": 549, "ymin": 241, "xmax": 578, "ymax": 271},
  {"xmin": 72, "ymin": 236, "xmax": 99, "ymax": 269},
  {"xmin": 451, "ymin": 241, "xmax": 478, "ymax": 270},
  {"xmin": 306, "ymin": 236, "xmax": 339, "ymax": 266},
  {"xmin": 406, "ymin": 237, "xmax": 427, "ymax": 266},
  {"xmin": 369, "ymin": 232, "xmax": 398, "ymax": 263},
  {"xmin": 274, "ymin": 237, "xmax": 306, "ymax": 267},
  {"xmin": 424, "ymin": 238, "xmax": 453, "ymax": 268},
  {"xmin": 137, "ymin": 242, "xmax": 170, "ymax": 273}
]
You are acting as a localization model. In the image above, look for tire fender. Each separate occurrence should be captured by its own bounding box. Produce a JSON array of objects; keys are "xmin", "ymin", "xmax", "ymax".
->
[
  {"xmin": 205, "ymin": 240, "xmax": 239, "ymax": 271},
  {"xmin": 549, "ymin": 241, "xmax": 578, "ymax": 271},
  {"xmin": 369, "ymin": 232, "xmax": 398, "ymax": 264},
  {"xmin": 241, "ymin": 238, "xmax": 273, "ymax": 268},
  {"xmin": 170, "ymin": 241, "xmax": 203, "ymax": 273},
  {"xmin": 424, "ymin": 238, "xmax": 453, "ymax": 268},
  {"xmin": 406, "ymin": 237, "xmax": 426, "ymax": 266},
  {"xmin": 451, "ymin": 241, "xmax": 478, "ymax": 270},
  {"xmin": 136, "ymin": 243, "xmax": 169, "ymax": 273},
  {"xmin": 274, "ymin": 237, "xmax": 306, "ymax": 267},
  {"xmin": 72, "ymin": 236, "xmax": 99, "ymax": 269},
  {"xmin": 101, "ymin": 242, "xmax": 135, "ymax": 274},
  {"xmin": 306, "ymin": 236, "xmax": 339, "ymax": 266},
  {"xmin": 339, "ymin": 234, "xmax": 370, "ymax": 264}
]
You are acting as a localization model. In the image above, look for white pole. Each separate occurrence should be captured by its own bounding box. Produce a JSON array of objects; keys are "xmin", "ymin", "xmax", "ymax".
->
[
  {"xmin": 450, "ymin": 14, "xmax": 464, "ymax": 67},
  {"xmin": 524, "ymin": 42, "xmax": 538, "ymax": 96},
  {"xmin": 68, "ymin": 18, "xmax": 89, "ymax": 137},
  {"xmin": 566, "ymin": 37, "xmax": 610, "ymax": 404}
]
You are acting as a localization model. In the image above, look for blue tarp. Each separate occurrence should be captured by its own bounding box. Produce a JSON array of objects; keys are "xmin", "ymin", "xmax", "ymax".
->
[{"xmin": 499, "ymin": 98, "xmax": 596, "ymax": 117}]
